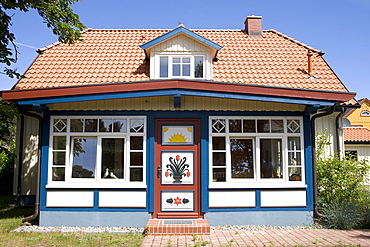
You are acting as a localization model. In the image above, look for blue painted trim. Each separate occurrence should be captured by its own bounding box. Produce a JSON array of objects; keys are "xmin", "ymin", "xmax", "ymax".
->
[
  {"xmin": 39, "ymin": 116, "xmax": 50, "ymax": 211},
  {"xmin": 41, "ymin": 208, "xmax": 149, "ymax": 212},
  {"xmin": 140, "ymin": 26, "xmax": 222, "ymax": 50},
  {"xmin": 147, "ymin": 115, "xmax": 155, "ymax": 212},
  {"xmin": 303, "ymin": 115, "xmax": 314, "ymax": 208},
  {"xmin": 93, "ymin": 190, "xmax": 99, "ymax": 209},
  {"xmin": 17, "ymin": 89, "xmax": 336, "ymax": 106},
  {"xmin": 256, "ymin": 190, "xmax": 261, "ymax": 208},
  {"xmin": 207, "ymin": 206, "xmax": 314, "ymax": 212},
  {"xmin": 200, "ymin": 115, "xmax": 209, "ymax": 213}
]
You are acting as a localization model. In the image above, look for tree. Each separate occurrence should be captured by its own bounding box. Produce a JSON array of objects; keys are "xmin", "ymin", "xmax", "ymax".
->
[{"xmin": 0, "ymin": 0, "xmax": 85, "ymax": 78}]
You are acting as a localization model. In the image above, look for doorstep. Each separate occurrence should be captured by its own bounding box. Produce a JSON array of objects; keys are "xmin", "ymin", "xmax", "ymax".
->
[{"xmin": 144, "ymin": 219, "xmax": 210, "ymax": 235}]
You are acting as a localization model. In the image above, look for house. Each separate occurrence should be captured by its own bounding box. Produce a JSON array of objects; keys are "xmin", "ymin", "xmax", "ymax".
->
[
  {"xmin": 344, "ymin": 98, "xmax": 370, "ymax": 130},
  {"xmin": 0, "ymin": 16, "xmax": 356, "ymax": 228}
]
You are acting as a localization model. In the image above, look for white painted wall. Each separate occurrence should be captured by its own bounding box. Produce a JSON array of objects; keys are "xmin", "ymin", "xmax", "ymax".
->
[
  {"xmin": 99, "ymin": 191, "xmax": 146, "ymax": 208},
  {"xmin": 260, "ymin": 191, "xmax": 306, "ymax": 207},
  {"xmin": 46, "ymin": 191, "xmax": 94, "ymax": 207},
  {"xmin": 209, "ymin": 191, "xmax": 256, "ymax": 207}
]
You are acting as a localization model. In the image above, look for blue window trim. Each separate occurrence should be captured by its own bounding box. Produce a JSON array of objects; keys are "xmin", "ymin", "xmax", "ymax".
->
[{"xmin": 140, "ymin": 26, "xmax": 222, "ymax": 50}]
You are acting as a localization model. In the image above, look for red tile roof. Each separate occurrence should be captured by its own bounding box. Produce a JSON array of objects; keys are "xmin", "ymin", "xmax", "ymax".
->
[
  {"xmin": 344, "ymin": 126, "xmax": 370, "ymax": 143},
  {"xmin": 13, "ymin": 28, "xmax": 349, "ymax": 93}
]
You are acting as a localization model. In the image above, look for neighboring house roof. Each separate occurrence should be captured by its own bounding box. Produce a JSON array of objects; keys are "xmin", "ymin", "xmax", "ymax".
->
[
  {"xmin": 344, "ymin": 126, "xmax": 370, "ymax": 143},
  {"xmin": 12, "ymin": 28, "xmax": 349, "ymax": 93},
  {"xmin": 344, "ymin": 98, "xmax": 370, "ymax": 117}
]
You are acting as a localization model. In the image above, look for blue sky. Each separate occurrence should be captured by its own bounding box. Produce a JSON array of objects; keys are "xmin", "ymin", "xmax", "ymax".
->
[{"xmin": 1, "ymin": 0, "xmax": 369, "ymax": 99}]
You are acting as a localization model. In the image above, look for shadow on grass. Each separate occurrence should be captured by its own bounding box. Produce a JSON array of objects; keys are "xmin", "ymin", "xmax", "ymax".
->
[{"xmin": 0, "ymin": 196, "xmax": 34, "ymax": 220}]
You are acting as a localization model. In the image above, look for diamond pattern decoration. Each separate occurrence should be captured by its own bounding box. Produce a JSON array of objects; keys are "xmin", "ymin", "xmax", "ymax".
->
[
  {"xmin": 287, "ymin": 120, "xmax": 300, "ymax": 133},
  {"xmin": 212, "ymin": 119, "xmax": 226, "ymax": 133},
  {"xmin": 53, "ymin": 119, "xmax": 67, "ymax": 132},
  {"xmin": 130, "ymin": 119, "xmax": 144, "ymax": 133}
]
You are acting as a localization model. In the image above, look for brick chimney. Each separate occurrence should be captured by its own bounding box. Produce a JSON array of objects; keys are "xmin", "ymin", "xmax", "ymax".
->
[{"xmin": 244, "ymin": 15, "xmax": 262, "ymax": 37}]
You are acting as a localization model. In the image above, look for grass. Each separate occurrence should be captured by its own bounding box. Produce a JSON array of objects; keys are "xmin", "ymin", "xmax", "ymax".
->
[{"xmin": 0, "ymin": 196, "xmax": 144, "ymax": 247}]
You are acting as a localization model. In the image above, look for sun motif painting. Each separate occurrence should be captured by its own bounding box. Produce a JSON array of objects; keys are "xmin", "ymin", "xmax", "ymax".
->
[{"xmin": 162, "ymin": 125, "xmax": 193, "ymax": 145}]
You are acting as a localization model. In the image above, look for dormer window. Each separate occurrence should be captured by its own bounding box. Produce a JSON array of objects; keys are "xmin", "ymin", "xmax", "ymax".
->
[{"xmin": 159, "ymin": 55, "xmax": 204, "ymax": 79}]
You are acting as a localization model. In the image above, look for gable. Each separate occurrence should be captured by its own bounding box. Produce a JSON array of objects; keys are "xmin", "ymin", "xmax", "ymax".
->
[{"xmin": 345, "ymin": 98, "xmax": 370, "ymax": 129}]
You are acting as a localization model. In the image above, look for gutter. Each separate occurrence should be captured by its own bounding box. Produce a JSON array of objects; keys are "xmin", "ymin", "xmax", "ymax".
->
[{"xmin": 20, "ymin": 111, "xmax": 43, "ymax": 223}]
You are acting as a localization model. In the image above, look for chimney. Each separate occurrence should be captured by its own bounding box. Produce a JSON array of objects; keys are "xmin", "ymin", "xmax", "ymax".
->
[
  {"xmin": 244, "ymin": 15, "xmax": 263, "ymax": 37},
  {"xmin": 307, "ymin": 50, "xmax": 313, "ymax": 77}
]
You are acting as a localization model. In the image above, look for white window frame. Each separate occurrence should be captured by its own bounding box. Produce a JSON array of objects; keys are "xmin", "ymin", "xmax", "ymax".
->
[
  {"xmin": 156, "ymin": 54, "xmax": 205, "ymax": 79},
  {"xmin": 209, "ymin": 116, "xmax": 306, "ymax": 188},
  {"xmin": 47, "ymin": 116, "xmax": 147, "ymax": 188}
]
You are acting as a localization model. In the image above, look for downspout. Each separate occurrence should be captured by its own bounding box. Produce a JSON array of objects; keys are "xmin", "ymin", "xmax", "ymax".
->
[
  {"xmin": 310, "ymin": 103, "xmax": 338, "ymax": 218},
  {"xmin": 20, "ymin": 111, "xmax": 43, "ymax": 223},
  {"xmin": 335, "ymin": 107, "xmax": 346, "ymax": 155}
]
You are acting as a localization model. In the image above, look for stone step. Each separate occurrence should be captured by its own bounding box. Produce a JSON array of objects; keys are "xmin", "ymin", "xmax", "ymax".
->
[{"xmin": 144, "ymin": 219, "xmax": 210, "ymax": 235}]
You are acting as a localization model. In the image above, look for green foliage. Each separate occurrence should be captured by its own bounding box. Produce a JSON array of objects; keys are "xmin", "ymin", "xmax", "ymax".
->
[
  {"xmin": 0, "ymin": 0, "xmax": 86, "ymax": 78},
  {"xmin": 316, "ymin": 132, "xmax": 370, "ymax": 229},
  {"xmin": 321, "ymin": 199, "xmax": 364, "ymax": 230}
]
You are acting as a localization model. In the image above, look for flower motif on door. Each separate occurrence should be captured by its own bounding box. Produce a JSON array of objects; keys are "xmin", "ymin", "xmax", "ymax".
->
[
  {"xmin": 166, "ymin": 196, "xmax": 190, "ymax": 206},
  {"xmin": 162, "ymin": 152, "xmax": 194, "ymax": 184},
  {"xmin": 162, "ymin": 191, "xmax": 194, "ymax": 211},
  {"xmin": 165, "ymin": 155, "xmax": 190, "ymax": 183}
]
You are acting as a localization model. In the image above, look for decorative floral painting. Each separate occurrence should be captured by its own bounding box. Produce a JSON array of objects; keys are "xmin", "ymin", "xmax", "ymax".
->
[{"xmin": 161, "ymin": 152, "xmax": 194, "ymax": 184}]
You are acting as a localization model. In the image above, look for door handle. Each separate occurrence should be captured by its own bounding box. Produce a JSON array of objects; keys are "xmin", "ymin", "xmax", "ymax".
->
[{"xmin": 157, "ymin": 166, "xmax": 162, "ymax": 178}]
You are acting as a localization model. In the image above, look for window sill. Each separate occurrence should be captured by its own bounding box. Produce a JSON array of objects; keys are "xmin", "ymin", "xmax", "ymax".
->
[
  {"xmin": 208, "ymin": 182, "xmax": 307, "ymax": 189},
  {"xmin": 46, "ymin": 183, "xmax": 147, "ymax": 189}
]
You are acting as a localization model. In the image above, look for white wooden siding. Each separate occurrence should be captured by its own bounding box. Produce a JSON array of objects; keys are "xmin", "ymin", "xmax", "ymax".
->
[
  {"xmin": 260, "ymin": 191, "xmax": 307, "ymax": 207},
  {"xmin": 209, "ymin": 191, "xmax": 256, "ymax": 207},
  {"xmin": 47, "ymin": 96, "xmax": 304, "ymax": 112},
  {"xmin": 13, "ymin": 116, "xmax": 39, "ymax": 195},
  {"xmin": 46, "ymin": 191, "xmax": 94, "ymax": 207},
  {"xmin": 99, "ymin": 191, "xmax": 146, "ymax": 208}
]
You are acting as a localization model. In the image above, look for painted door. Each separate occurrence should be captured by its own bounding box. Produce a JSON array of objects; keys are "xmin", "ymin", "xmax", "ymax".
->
[{"xmin": 153, "ymin": 118, "xmax": 201, "ymax": 218}]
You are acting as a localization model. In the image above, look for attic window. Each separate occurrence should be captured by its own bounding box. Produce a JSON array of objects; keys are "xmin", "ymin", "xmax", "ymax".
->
[{"xmin": 159, "ymin": 55, "xmax": 204, "ymax": 79}]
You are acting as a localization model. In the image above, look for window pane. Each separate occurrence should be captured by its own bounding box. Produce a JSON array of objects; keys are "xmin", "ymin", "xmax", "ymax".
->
[
  {"xmin": 288, "ymin": 137, "xmax": 301, "ymax": 150},
  {"xmin": 130, "ymin": 136, "xmax": 143, "ymax": 150},
  {"xmin": 130, "ymin": 119, "xmax": 144, "ymax": 133},
  {"xmin": 194, "ymin": 56, "xmax": 203, "ymax": 78},
  {"xmin": 85, "ymin": 119, "xmax": 98, "ymax": 132},
  {"xmin": 173, "ymin": 57, "xmax": 180, "ymax": 63},
  {"xmin": 231, "ymin": 139, "xmax": 254, "ymax": 178},
  {"xmin": 101, "ymin": 138, "xmax": 124, "ymax": 179},
  {"xmin": 229, "ymin": 119, "xmax": 241, "ymax": 133},
  {"xmin": 53, "ymin": 119, "xmax": 67, "ymax": 132},
  {"xmin": 160, "ymin": 56, "xmax": 168, "ymax": 78},
  {"xmin": 345, "ymin": 150, "xmax": 358, "ymax": 160},
  {"xmin": 212, "ymin": 119, "xmax": 226, "ymax": 133},
  {"xmin": 260, "ymin": 139, "xmax": 283, "ymax": 179},
  {"xmin": 130, "ymin": 152, "xmax": 143, "ymax": 166},
  {"xmin": 243, "ymin": 120, "xmax": 256, "ymax": 133},
  {"xmin": 173, "ymin": 64, "xmax": 180, "ymax": 76},
  {"xmin": 182, "ymin": 57, "xmax": 190, "ymax": 63},
  {"xmin": 257, "ymin": 120, "xmax": 270, "ymax": 133},
  {"xmin": 213, "ymin": 152, "xmax": 226, "ymax": 166},
  {"xmin": 212, "ymin": 137, "xmax": 225, "ymax": 150},
  {"xmin": 72, "ymin": 138, "xmax": 96, "ymax": 178},
  {"xmin": 52, "ymin": 167, "xmax": 65, "ymax": 181},
  {"xmin": 99, "ymin": 119, "xmax": 112, "ymax": 132},
  {"xmin": 113, "ymin": 119, "xmax": 127, "ymax": 133},
  {"xmin": 213, "ymin": 168, "xmax": 226, "ymax": 182},
  {"xmin": 182, "ymin": 64, "xmax": 190, "ymax": 76},
  {"xmin": 271, "ymin": 120, "xmax": 284, "ymax": 133},
  {"xmin": 53, "ymin": 136, "xmax": 66, "ymax": 150},
  {"xmin": 287, "ymin": 119, "xmax": 301, "ymax": 133},
  {"xmin": 288, "ymin": 152, "xmax": 301, "ymax": 166},
  {"xmin": 53, "ymin": 151, "xmax": 65, "ymax": 166},
  {"xmin": 71, "ymin": 119, "xmax": 83, "ymax": 132},
  {"xmin": 130, "ymin": 168, "xmax": 143, "ymax": 181},
  {"xmin": 289, "ymin": 167, "xmax": 302, "ymax": 181}
]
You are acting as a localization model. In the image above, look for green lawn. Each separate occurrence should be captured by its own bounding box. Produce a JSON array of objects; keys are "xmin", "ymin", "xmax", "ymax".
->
[{"xmin": 0, "ymin": 196, "xmax": 144, "ymax": 247}]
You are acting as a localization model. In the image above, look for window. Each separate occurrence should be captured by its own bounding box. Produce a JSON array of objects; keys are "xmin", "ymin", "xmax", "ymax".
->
[
  {"xmin": 210, "ymin": 117, "xmax": 304, "ymax": 185},
  {"xmin": 50, "ymin": 116, "xmax": 146, "ymax": 186},
  {"xmin": 159, "ymin": 55, "xmax": 204, "ymax": 79},
  {"xmin": 345, "ymin": 150, "xmax": 358, "ymax": 160}
]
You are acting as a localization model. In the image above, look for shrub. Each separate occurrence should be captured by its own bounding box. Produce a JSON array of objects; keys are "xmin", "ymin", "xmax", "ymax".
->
[{"xmin": 321, "ymin": 199, "xmax": 364, "ymax": 229}]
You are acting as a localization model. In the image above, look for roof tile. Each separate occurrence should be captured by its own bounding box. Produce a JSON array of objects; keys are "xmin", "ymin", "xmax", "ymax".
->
[
  {"xmin": 344, "ymin": 126, "xmax": 370, "ymax": 142},
  {"xmin": 13, "ymin": 29, "xmax": 349, "ymax": 92}
]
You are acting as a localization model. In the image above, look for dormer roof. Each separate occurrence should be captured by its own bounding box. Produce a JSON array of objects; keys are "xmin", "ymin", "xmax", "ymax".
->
[{"xmin": 140, "ymin": 26, "xmax": 222, "ymax": 60}]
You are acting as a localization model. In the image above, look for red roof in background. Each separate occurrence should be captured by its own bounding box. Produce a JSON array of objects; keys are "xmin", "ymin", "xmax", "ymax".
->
[
  {"xmin": 12, "ymin": 28, "xmax": 350, "ymax": 93},
  {"xmin": 344, "ymin": 126, "xmax": 370, "ymax": 143}
]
